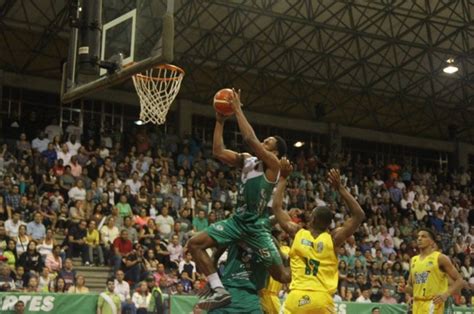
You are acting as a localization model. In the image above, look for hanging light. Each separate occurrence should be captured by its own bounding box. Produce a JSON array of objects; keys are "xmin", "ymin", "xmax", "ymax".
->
[
  {"xmin": 443, "ymin": 58, "xmax": 458, "ymax": 74},
  {"xmin": 134, "ymin": 120, "xmax": 145, "ymax": 125},
  {"xmin": 294, "ymin": 141, "xmax": 305, "ymax": 148}
]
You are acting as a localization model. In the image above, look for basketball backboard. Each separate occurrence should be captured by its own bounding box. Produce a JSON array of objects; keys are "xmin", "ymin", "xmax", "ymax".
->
[{"xmin": 61, "ymin": 0, "xmax": 174, "ymax": 103}]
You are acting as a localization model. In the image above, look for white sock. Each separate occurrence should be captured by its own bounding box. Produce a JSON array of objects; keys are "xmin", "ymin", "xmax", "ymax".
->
[{"xmin": 207, "ymin": 272, "xmax": 224, "ymax": 289}]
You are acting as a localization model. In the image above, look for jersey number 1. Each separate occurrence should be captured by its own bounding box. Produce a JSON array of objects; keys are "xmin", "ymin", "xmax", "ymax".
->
[{"xmin": 304, "ymin": 258, "xmax": 320, "ymax": 276}]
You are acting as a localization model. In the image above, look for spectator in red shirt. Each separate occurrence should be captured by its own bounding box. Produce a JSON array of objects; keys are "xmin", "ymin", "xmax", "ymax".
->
[{"xmin": 112, "ymin": 230, "xmax": 132, "ymax": 274}]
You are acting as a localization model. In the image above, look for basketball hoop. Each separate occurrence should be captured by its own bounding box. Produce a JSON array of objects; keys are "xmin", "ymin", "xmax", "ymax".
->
[{"xmin": 132, "ymin": 64, "xmax": 184, "ymax": 125}]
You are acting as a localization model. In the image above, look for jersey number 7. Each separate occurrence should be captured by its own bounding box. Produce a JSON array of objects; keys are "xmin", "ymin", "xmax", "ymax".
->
[{"xmin": 304, "ymin": 257, "xmax": 320, "ymax": 276}]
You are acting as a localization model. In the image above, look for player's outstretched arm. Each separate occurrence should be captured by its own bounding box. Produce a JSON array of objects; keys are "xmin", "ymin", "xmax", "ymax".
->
[
  {"xmin": 213, "ymin": 112, "xmax": 249, "ymax": 167},
  {"xmin": 229, "ymin": 89, "xmax": 280, "ymax": 180},
  {"xmin": 328, "ymin": 169, "xmax": 366, "ymax": 248},
  {"xmin": 432, "ymin": 254, "xmax": 465, "ymax": 304},
  {"xmin": 272, "ymin": 158, "xmax": 301, "ymax": 238}
]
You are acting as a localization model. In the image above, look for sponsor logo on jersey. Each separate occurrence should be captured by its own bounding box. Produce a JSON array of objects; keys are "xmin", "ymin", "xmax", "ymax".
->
[
  {"xmin": 300, "ymin": 239, "xmax": 313, "ymax": 247},
  {"xmin": 426, "ymin": 261, "xmax": 433, "ymax": 267},
  {"xmin": 414, "ymin": 271, "xmax": 430, "ymax": 284},
  {"xmin": 316, "ymin": 241, "xmax": 324, "ymax": 253},
  {"xmin": 298, "ymin": 295, "xmax": 311, "ymax": 307}
]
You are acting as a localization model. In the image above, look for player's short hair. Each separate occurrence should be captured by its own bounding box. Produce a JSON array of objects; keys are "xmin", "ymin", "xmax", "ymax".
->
[
  {"xmin": 273, "ymin": 135, "xmax": 287, "ymax": 157},
  {"xmin": 418, "ymin": 227, "xmax": 436, "ymax": 241},
  {"xmin": 311, "ymin": 206, "xmax": 333, "ymax": 230}
]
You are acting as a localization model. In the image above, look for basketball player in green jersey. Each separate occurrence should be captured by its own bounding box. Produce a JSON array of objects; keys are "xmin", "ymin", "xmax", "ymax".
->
[
  {"xmin": 205, "ymin": 242, "xmax": 269, "ymax": 314},
  {"xmin": 188, "ymin": 88, "xmax": 290, "ymax": 310}
]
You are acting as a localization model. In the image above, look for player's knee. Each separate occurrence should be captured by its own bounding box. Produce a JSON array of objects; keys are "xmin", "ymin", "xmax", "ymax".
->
[
  {"xmin": 187, "ymin": 235, "xmax": 201, "ymax": 251},
  {"xmin": 187, "ymin": 232, "xmax": 213, "ymax": 252}
]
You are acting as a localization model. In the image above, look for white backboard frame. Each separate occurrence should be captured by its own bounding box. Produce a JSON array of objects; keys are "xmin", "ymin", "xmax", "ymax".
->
[{"xmin": 100, "ymin": 9, "xmax": 137, "ymax": 76}]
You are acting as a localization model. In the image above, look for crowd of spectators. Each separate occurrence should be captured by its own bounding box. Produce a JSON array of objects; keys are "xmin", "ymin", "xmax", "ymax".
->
[{"xmin": 0, "ymin": 117, "xmax": 473, "ymax": 311}]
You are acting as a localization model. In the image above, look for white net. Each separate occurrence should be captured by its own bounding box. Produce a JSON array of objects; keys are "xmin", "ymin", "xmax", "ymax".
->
[{"xmin": 132, "ymin": 64, "xmax": 184, "ymax": 125}]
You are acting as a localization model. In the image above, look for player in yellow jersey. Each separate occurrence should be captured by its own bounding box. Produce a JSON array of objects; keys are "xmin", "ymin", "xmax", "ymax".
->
[
  {"xmin": 260, "ymin": 232, "xmax": 290, "ymax": 314},
  {"xmin": 405, "ymin": 228, "xmax": 464, "ymax": 314},
  {"xmin": 272, "ymin": 160, "xmax": 365, "ymax": 314}
]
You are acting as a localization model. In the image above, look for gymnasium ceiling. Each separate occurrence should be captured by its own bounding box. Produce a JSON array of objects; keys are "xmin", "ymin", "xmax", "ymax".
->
[{"xmin": 0, "ymin": 0, "xmax": 473, "ymax": 142}]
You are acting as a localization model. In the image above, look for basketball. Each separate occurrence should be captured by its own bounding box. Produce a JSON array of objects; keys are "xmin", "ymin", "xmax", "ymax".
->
[{"xmin": 213, "ymin": 88, "xmax": 235, "ymax": 116}]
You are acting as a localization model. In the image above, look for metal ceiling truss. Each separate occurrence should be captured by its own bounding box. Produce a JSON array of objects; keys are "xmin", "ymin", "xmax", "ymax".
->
[
  {"xmin": 174, "ymin": 0, "xmax": 472, "ymax": 142},
  {"xmin": 0, "ymin": 0, "xmax": 69, "ymax": 74},
  {"xmin": 20, "ymin": 4, "xmax": 70, "ymax": 72}
]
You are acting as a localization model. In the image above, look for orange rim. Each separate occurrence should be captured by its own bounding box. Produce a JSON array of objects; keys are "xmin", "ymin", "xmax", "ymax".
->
[{"xmin": 133, "ymin": 63, "xmax": 185, "ymax": 82}]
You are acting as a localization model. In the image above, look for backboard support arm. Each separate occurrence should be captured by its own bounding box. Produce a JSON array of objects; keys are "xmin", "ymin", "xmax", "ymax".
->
[{"xmin": 61, "ymin": 7, "xmax": 174, "ymax": 104}]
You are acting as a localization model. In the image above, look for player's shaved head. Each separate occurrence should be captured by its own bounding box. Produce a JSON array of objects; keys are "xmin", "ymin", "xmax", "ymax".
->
[
  {"xmin": 274, "ymin": 135, "xmax": 287, "ymax": 157},
  {"xmin": 311, "ymin": 206, "xmax": 333, "ymax": 231}
]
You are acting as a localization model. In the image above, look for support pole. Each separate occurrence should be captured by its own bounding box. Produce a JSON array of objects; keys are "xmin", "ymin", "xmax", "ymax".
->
[
  {"xmin": 77, "ymin": 0, "xmax": 102, "ymax": 82},
  {"xmin": 66, "ymin": 0, "xmax": 81, "ymax": 89}
]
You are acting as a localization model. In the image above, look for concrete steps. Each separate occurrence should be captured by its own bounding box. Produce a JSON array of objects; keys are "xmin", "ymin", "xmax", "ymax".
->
[
  {"xmin": 54, "ymin": 232, "xmax": 113, "ymax": 293},
  {"xmin": 72, "ymin": 257, "xmax": 112, "ymax": 292},
  {"xmin": 73, "ymin": 258, "xmax": 112, "ymax": 292}
]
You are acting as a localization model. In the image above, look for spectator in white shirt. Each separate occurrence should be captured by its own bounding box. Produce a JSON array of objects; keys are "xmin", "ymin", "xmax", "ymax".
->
[
  {"xmin": 132, "ymin": 281, "xmax": 151, "ymax": 313},
  {"xmin": 44, "ymin": 118, "xmax": 63, "ymax": 141},
  {"xmin": 5, "ymin": 212, "xmax": 26, "ymax": 238},
  {"xmin": 66, "ymin": 135, "xmax": 81, "ymax": 156},
  {"xmin": 31, "ymin": 132, "xmax": 50, "ymax": 153},
  {"xmin": 98, "ymin": 141, "xmax": 110, "ymax": 159},
  {"xmin": 114, "ymin": 269, "xmax": 136, "ymax": 314},
  {"xmin": 65, "ymin": 121, "xmax": 82, "ymax": 139},
  {"xmin": 460, "ymin": 257, "xmax": 473, "ymax": 281},
  {"xmin": 356, "ymin": 289, "xmax": 372, "ymax": 303},
  {"xmin": 155, "ymin": 206, "xmax": 174, "ymax": 239},
  {"xmin": 167, "ymin": 235, "xmax": 183, "ymax": 267},
  {"xmin": 125, "ymin": 172, "xmax": 142, "ymax": 196},
  {"xmin": 100, "ymin": 217, "xmax": 120, "ymax": 247},
  {"xmin": 459, "ymin": 169, "xmax": 471, "ymax": 187},
  {"xmin": 57, "ymin": 144, "xmax": 73, "ymax": 166},
  {"xmin": 68, "ymin": 180, "xmax": 86, "ymax": 202}
]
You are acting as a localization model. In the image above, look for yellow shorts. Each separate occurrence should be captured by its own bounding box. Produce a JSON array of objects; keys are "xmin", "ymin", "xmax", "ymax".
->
[
  {"xmin": 260, "ymin": 291, "xmax": 281, "ymax": 314},
  {"xmin": 413, "ymin": 300, "xmax": 444, "ymax": 314},
  {"xmin": 282, "ymin": 290, "xmax": 334, "ymax": 314}
]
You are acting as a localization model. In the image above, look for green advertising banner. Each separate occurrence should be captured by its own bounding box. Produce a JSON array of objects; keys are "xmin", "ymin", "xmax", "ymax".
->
[
  {"xmin": 335, "ymin": 302, "xmax": 406, "ymax": 314},
  {"xmin": 452, "ymin": 307, "xmax": 474, "ymax": 314},
  {"xmin": 1, "ymin": 293, "xmax": 471, "ymax": 314},
  {"xmin": 170, "ymin": 295, "xmax": 207, "ymax": 314},
  {"xmin": 0, "ymin": 293, "xmax": 99, "ymax": 314},
  {"xmin": 169, "ymin": 295, "xmax": 408, "ymax": 314}
]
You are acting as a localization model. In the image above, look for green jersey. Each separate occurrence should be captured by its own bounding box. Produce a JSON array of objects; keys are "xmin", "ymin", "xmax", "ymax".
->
[
  {"xmin": 208, "ymin": 243, "xmax": 267, "ymax": 314},
  {"xmin": 235, "ymin": 157, "xmax": 277, "ymax": 222},
  {"xmin": 221, "ymin": 243, "xmax": 268, "ymax": 291}
]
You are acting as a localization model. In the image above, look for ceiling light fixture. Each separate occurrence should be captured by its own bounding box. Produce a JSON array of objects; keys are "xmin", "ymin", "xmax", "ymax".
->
[
  {"xmin": 294, "ymin": 141, "xmax": 305, "ymax": 148},
  {"xmin": 134, "ymin": 120, "xmax": 145, "ymax": 125},
  {"xmin": 443, "ymin": 58, "xmax": 458, "ymax": 74}
]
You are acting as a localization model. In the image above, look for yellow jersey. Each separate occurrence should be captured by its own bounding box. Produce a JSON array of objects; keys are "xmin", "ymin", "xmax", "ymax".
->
[
  {"xmin": 265, "ymin": 245, "xmax": 291, "ymax": 293},
  {"xmin": 411, "ymin": 251, "xmax": 448, "ymax": 299},
  {"xmin": 289, "ymin": 229, "xmax": 338, "ymax": 294}
]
